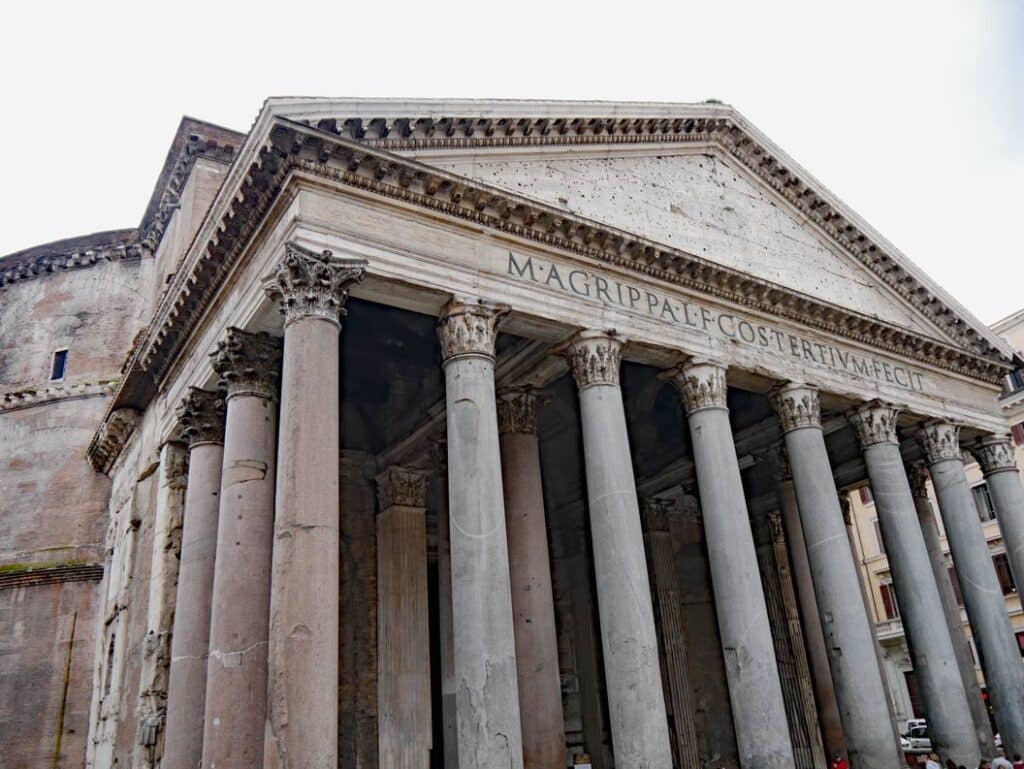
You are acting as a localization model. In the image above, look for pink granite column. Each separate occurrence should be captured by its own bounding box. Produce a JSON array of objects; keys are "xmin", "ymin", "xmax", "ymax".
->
[
  {"xmin": 163, "ymin": 388, "xmax": 225, "ymax": 769},
  {"xmin": 201, "ymin": 329, "xmax": 282, "ymax": 769},
  {"xmin": 262, "ymin": 244, "xmax": 367, "ymax": 769},
  {"xmin": 375, "ymin": 466, "xmax": 432, "ymax": 769},
  {"xmin": 497, "ymin": 387, "xmax": 566, "ymax": 769}
]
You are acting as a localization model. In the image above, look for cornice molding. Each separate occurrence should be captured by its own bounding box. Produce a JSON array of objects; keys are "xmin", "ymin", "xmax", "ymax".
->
[
  {"xmin": 0, "ymin": 235, "xmax": 144, "ymax": 288},
  {"xmin": 1, "ymin": 379, "xmax": 118, "ymax": 413},
  {"xmin": 89, "ymin": 407, "xmax": 140, "ymax": 474}
]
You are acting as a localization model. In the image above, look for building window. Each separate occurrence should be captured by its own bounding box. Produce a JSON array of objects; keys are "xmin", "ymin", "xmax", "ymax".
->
[
  {"xmin": 49, "ymin": 348, "xmax": 68, "ymax": 381},
  {"xmin": 972, "ymin": 483, "xmax": 997, "ymax": 522},
  {"xmin": 1004, "ymin": 369, "xmax": 1024, "ymax": 396},
  {"xmin": 880, "ymin": 583, "xmax": 900, "ymax": 619},
  {"xmin": 1012, "ymin": 422, "xmax": 1024, "ymax": 447},
  {"xmin": 872, "ymin": 518, "xmax": 886, "ymax": 556},
  {"xmin": 859, "ymin": 486, "xmax": 874, "ymax": 506},
  {"xmin": 948, "ymin": 567, "xmax": 964, "ymax": 605},
  {"xmin": 993, "ymin": 553, "xmax": 1017, "ymax": 595}
]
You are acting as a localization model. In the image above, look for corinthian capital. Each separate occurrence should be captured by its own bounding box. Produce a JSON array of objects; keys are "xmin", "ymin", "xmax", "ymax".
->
[
  {"xmin": 664, "ymin": 360, "xmax": 728, "ymax": 414},
  {"xmin": 642, "ymin": 497, "xmax": 678, "ymax": 532},
  {"xmin": 177, "ymin": 387, "xmax": 226, "ymax": 447},
  {"xmin": 437, "ymin": 300, "xmax": 505, "ymax": 362},
  {"xmin": 210, "ymin": 328, "xmax": 283, "ymax": 401},
  {"xmin": 497, "ymin": 388, "xmax": 538, "ymax": 434},
  {"xmin": 770, "ymin": 382, "xmax": 821, "ymax": 433},
  {"xmin": 560, "ymin": 330, "xmax": 623, "ymax": 390},
  {"xmin": 917, "ymin": 420, "xmax": 962, "ymax": 466},
  {"xmin": 906, "ymin": 460, "xmax": 931, "ymax": 499},
  {"xmin": 375, "ymin": 466, "xmax": 429, "ymax": 510},
  {"xmin": 263, "ymin": 243, "xmax": 367, "ymax": 327},
  {"xmin": 848, "ymin": 401, "xmax": 901, "ymax": 448},
  {"xmin": 973, "ymin": 435, "xmax": 1018, "ymax": 474}
]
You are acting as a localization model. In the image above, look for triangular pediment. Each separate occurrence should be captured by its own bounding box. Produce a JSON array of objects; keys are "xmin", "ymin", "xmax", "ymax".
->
[{"xmin": 259, "ymin": 97, "xmax": 1013, "ymax": 365}]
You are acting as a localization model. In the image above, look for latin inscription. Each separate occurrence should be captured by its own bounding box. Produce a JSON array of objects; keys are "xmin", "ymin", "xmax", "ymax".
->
[{"xmin": 508, "ymin": 252, "xmax": 927, "ymax": 392}]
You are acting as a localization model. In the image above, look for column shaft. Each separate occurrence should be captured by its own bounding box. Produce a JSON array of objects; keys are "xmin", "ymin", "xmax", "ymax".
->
[
  {"xmin": 849, "ymin": 404, "xmax": 978, "ymax": 768},
  {"xmin": 922, "ymin": 424, "xmax": 1024, "ymax": 758},
  {"xmin": 498, "ymin": 389, "xmax": 566, "ymax": 769},
  {"xmin": 439, "ymin": 301, "xmax": 524, "ymax": 769},
  {"xmin": 262, "ymin": 244, "xmax": 365, "ymax": 769},
  {"xmin": 909, "ymin": 462, "xmax": 994, "ymax": 756},
  {"xmin": 771, "ymin": 385, "xmax": 903, "ymax": 769},
  {"xmin": 774, "ymin": 466, "xmax": 847, "ymax": 760},
  {"xmin": 164, "ymin": 389, "xmax": 225, "ymax": 769},
  {"xmin": 202, "ymin": 330, "xmax": 281, "ymax": 769},
  {"xmin": 672, "ymin": 362, "xmax": 793, "ymax": 769},
  {"xmin": 376, "ymin": 468, "xmax": 432, "ymax": 769},
  {"xmin": 566, "ymin": 331, "xmax": 672, "ymax": 769},
  {"xmin": 434, "ymin": 443, "xmax": 459, "ymax": 769},
  {"xmin": 975, "ymin": 437, "xmax": 1024, "ymax": 617}
]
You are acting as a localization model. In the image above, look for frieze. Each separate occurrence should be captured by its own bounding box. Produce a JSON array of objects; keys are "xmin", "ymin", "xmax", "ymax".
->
[
  {"xmin": 770, "ymin": 383, "xmax": 822, "ymax": 433},
  {"xmin": 210, "ymin": 328, "xmax": 283, "ymax": 401},
  {"xmin": 177, "ymin": 387, "xmax": 226, "ymax": 447},
  {"xmin": 263, "ymin": 242, "xmax": 367, "ymax": 327},
  {"xmin": 972, "ymin": 436, "xmax": 1018, "ymax": 475},
  {"xmin": 666, "ymin": 361, "xmax": 728, "ymax": 414},
  {"xmin": 917, "ymin": 421, "xmax": 962, "ymax": 466},
  {"xmin": 437, "ymin": 301, "xmax": 504, "ymax": 362},
  {"xmin": 848, "ymin": 402, "xmax": 902, "ymax": 448},
  {"xmin": 496, "ymin": 388, "xmax": 538, "ymax": 434},
  {"xmin": 509, "ymin": 252, "xmax": 929, "ymax": 394},
  {"xmin": 376, "ymin": 466, "xmax": 429, "ymax": 510},
  {"xmin": 561, "ymin": 330, "xmax": 623, "ymax": 390}
]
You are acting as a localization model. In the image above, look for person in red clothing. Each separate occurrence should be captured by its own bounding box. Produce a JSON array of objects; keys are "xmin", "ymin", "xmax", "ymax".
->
[
  {"xmin": 1011, "ymin": 753, "xmax": 1024, "ymax": 769},
  {"xmin": 831, "ymin": 752, "xmax": 850, "ymax": 769}
]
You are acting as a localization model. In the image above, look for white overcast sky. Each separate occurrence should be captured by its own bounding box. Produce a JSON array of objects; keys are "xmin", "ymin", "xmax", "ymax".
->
[{"xmin": 1, "ymin": 1, "xmax": 1020, "ymax": 324}]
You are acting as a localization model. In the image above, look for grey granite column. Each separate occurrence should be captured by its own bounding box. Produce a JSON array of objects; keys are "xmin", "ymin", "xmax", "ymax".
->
[
  {"xmin": 974, "ymin": 436, "xmax": 1024, "ymax": 613},
  {"xmin": 202, "ymin": 328, "xmax": 282, "ymax": 769},
  {"xmin": 848, "ymin": 403, "xmax": 978, "ymax": 768},
  {"xmin": 907, "ymin": 460, "xmax": 995, "ymax": 756},
  {"xmin": 262, "ymin": 244, "xmax": 366, "ymax": 769},
  {"xmin": 770, "ymin": 384, "xmax": 902, "ymax": 769},
  {"xmin": 375, "ymin": 466, "xmax": 432, "ymax": 769},
  {"xmin": 919, "ymin": 421, "xmax": 1024, "ymax": 758},
  {"xmin": 433, "ymin": 440, "xmax": 459, "ymax": 769},
  {"xmin": 770, "ymin": 446, "xmax": 848, "ymax": 762},
  {"xmin": 497, "ymin": 388, "xmax": 566, "ymax": 769},
  {"xmin": 163, "ymin": 389, "xmax": 225, "ymax": 769},
  {"xmin": 437, "ymin": 300, "xmax": 524, "ymax": 769},
  {"xmin": 667, "ymin": 361, "xmax": 793, "ymax": 769},
  {"xmin": 562, "ymin": 330, "xmax": 673, "ymax": 769}
]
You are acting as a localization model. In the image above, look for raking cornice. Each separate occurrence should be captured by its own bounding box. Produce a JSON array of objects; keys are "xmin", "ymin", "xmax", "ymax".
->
[{"xmin": 89, "ymin": 109, "xmax": 1015, "ymax": 470}]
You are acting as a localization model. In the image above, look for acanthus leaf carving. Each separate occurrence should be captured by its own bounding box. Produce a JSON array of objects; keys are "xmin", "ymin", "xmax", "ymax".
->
[
  {"xmin": 177, "ymin": 387, "xmax": 226, "ymax": 447},
  {"xmin": 263, "ymin": 242, "xmax": 367, "ymax": 327},
  {"xmin": 561, "ymin": 330, "xmax": 623, "ymax": 390},
  {"xmin": 917, "ymin": 420, "xmax": 962, "ymax": 466},
  {"xmin": 437, "ymin": 300, "xmax": 504, "ymax": 361},
  {"xmin": 848, "ymin": 401, "xmax": 902, "ymax": 448},
  {"xmin": 665, "ymin": 360, "xmax": 728, "ymax": 414},
  {"xmin": 210, "ymin": 328, "xmax": 282, "ymax": 401},
  {"xmin": 973, "ymin": 436, "xmax": 1018, "ymax": 474},
  {"xmin": 376, "ymin": 465, "xmax": 429, "ymax": 510},
  {"xmin": 497, "ymin": 387, "xmax": 538, "ymax": 435},
  {"xmin": 770, "ymin": 383, "xmax": 821, "ymax": 432}
]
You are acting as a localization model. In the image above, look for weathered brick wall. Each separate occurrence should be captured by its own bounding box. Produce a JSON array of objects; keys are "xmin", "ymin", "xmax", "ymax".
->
[{"xmin": 0, "ymin": 255, "xmax": 148, "ymax": 768}]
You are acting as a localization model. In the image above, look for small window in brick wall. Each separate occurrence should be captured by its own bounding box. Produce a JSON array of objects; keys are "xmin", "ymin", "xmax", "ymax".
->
[{"xmin": 50, "ymin": 348, "xmax": 68, "ymax": 381}]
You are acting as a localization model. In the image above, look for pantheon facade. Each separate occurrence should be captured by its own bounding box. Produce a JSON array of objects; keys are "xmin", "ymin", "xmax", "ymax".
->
[{"xmin": 3, "ymin": 98, "xmax": 1024, "ymax": 769}]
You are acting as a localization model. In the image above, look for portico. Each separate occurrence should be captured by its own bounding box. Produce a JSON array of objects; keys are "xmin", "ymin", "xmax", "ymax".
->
[{"xmin": 83, "ymin": 99, "xmax": 1024, "ymax": 769}]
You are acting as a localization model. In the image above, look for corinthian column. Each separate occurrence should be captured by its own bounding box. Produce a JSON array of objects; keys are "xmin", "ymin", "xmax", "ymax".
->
[
  {"xmin": 770, "ymin": 384, "xmax": 901, "ymax": 769},
  {"xmin": 497, "ymin": 387, "xmax": 566, "ymax": 769},
  {"xmin": 375, "ymin": 466, "xmax": 432, "ymax": 769},
  {"xmin": 202, "ymin": 328, "xmax": 282, "ymax": 769},
  {"xmin": 432, "ymin": 440, "xmax": 459, "ymax": 769},
  {"xmin": 437, "ymin": 299, "xmax": 524, "ymax": 769},
  {"xmin": 906, "ymin": 460, "xmax": 994, "ymax": 756},
  {"xmin": 561, "ymin": 330, "xmax": 672, "ymax": 769},
  {"xmin": 667, "ymin": 361, "xmax": 793, "ymax": 769},
  {"xmin": 974, "ymin": 436, "xmax": 1024, "ymax": 611},
  {"xmin": 848, "ymin": 403, "xmax": 978, "ymax": 768},
  {"xmin": 262, "ymin": 243, "xmax": 367, "ymax": 769},
  {"xmin": 918, "ymin": 421, "xmax": 1024, "ymax": 758},
  {"xmin": 164, "ymin": 388, "xmax": 225, "ymax": 769}
]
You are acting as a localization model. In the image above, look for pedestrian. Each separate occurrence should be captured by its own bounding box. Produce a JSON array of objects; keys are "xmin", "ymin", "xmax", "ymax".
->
[
  {"xmin": 1012, "ymin": 753, "xmax": 1024, "ymax": 769},
  {"xmin": 980, "ymin": 759, "xmax": 993, "ymax": 769},
  {"xmin": 925, "ymin": 753, "xmax": 941, "ymax": 769},
  {"xmin": 830, "ymin": 752, "xmax": 849, "ymax": 769},
  {"xmin": 995, "ymin": 750, "xmax": 1013, "ymax": 769}
]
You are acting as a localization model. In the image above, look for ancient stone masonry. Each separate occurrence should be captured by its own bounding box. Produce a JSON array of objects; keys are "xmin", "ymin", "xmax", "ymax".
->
[
  {"xmin": 848, "ymin": 401, "xmax": 901, "ymax": 446},
  {"xmin": 210, "ymin": 327, "xmax": 283, "ymax": 400},
  {"xmin": 561, "ymin": 331, "xmax": 624, "ymax": 389},
  {"xmin": 176, "ymin": 387, "xmax": 226, "ymax": 446},
  {"xmin": 90, "ymin": 407, "xmax": 141, "ymax": 473},
  {"xmin": 770, "ymin": 383, "xmax": 822, "ymax": 432},
  {"xmin": 263, "ymin": 242, "xmax": 368, "ymax": 327},
  {"xmin": 974, "ymin": 435, "xmax": 1018, "ymax": 473},
  {"xmin": 918, "ymin": 420, "xmax": 963, "ymax": 464},
  {"xmin": 436, "ymin": 300, "xmax": 504, "ymax": 360},
  {"xmin": 668, "ymin": 360, "xmax": 728, "ymax": 413}
]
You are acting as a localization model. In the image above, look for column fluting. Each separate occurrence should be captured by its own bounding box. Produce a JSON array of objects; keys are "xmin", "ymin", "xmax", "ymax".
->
[
  {"xmin": 201, "ymin": 328, "xmax": 282, "ymax": 769},
  {"xmin": 667, "ymin": 361, "xmax": 794, "ymax": 769},
  {"xmin": 497, "ymin": 387, "xmax": 566, "ymax": 769},
  {"xmin": 262, "ymin": 244, "xmax": 366, "ymax": 769},
  {"xmin": 438, "ymin": 299, "xmax": 524, "ymax": 769},
  {"xmin": 163, "ymin": 388, "xmax": 225, "ymax": 769},
  {"xmin": 919, "ymin": 421, "xmax": 1024, "ymax": 758},
  {"xmin": 770, "ymin": 383, "xmax": 903, "ymax": 769},
  {"xmin": 848, "ymin": 403, "xmax": 978, "ymax": 768},
  {"xmin": 561, "ymin": 329, "xmax": 673, "ymax": 769}
]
